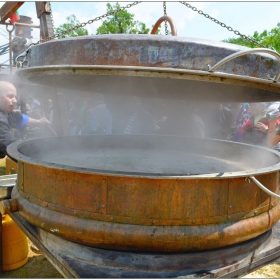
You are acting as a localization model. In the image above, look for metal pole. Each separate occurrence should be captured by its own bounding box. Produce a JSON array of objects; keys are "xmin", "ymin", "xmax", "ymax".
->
[
  {"xmin": 6, "ymin": 24, "xmax": 15, "ymax": 74},
  {"xmin": 0, "ymin": 21, "xmax": 40, "ymax": 28},
  {"xmin": 9, "ymin": 30, "xmax": 12, "ymax": 74}
]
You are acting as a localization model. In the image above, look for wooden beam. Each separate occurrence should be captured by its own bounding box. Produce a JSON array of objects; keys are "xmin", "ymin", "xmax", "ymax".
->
[
  {"xmin": 35, "ymin": 2, "xmax": 51, "ymax": 18},
  {"xmin": 35, "ymin": 2, "xmax": 54, "ymax": 40},
  {"xmin": 0, "ymin": 2, "xmax": 24, "ymax": 21}
]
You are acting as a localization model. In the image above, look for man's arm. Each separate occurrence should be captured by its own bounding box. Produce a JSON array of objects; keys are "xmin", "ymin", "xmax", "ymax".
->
[
  {"xmin": 8, "ymin": 111, "xmax": 50, "ymax": 129},
  {"xmin": 267, "ymin": 118, "xmax": 280, "ymax": 147},
  {"xmin": 28, "ymin": 116, "xmax": 51, "ymax": 125}
]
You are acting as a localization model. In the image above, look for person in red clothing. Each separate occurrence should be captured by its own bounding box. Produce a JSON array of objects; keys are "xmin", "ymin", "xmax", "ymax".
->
[
  {"xmin": 238, "ymin": 102, "xmax": 280, "ymax": 146},
  {"xmin": 266, "ymin": 105, "xmax": 280, "ymax": 148}
]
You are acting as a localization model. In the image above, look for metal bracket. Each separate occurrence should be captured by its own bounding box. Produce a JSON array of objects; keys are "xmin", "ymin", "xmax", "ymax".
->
[
  {"xmin": 0, "ymin": 199, "xmax": 19, "ymax": 215},
  {"xmin": 15, "ymin": 44, "xmax": 34, "ymax": 69}
]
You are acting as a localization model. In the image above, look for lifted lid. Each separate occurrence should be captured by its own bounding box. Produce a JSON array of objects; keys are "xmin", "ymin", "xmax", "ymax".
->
[{"xmin": 15, "ymin": 35, "xmax": 280, "ymax": 102}]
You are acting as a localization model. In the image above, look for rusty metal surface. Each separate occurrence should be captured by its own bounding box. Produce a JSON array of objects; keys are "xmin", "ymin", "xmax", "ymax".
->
[
  {"xmin": 11, "ymin": 184, "xmax": 280, "ymax": 252},
  {"xmin": 16, "ymin": 64, "xmax": 280, "ymax": 102},
  {"xmin": 24, "ymin": 35, "xmax": 278, "ymax": 77},
  {"xmin": 8, "ymin": 212, "xmax": 280, "ymax": 278},
  {"xmin": 7, "ymin": 135, "xmax": 280, "ymax": 252},
  {"xmin": 15, "ymin": 34, "xmax": 280, "ymax": 102}
]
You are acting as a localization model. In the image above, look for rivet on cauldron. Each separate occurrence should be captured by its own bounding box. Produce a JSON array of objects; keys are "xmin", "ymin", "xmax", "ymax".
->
[
  {"xmin": 227, "ymin": 216, "xmax": 231, "ymax": 219},
  {"xmin": 152, "ymin": 220, "xmax": 156, "ymax": 225},
  {"xmin": 101, "ymin": 204, "xmax": 106, "ymax": 208},
  {"xmin": 271, "ymin": 203, "xmax": 274, "ymax": 207},
  {"xmin": 192, "ymin": 219, "xmax": 196, "ymax": 224},
  {"xmin": 229, "ymin": 205, "xmax": 232, "ymax": 209},
  {"xmin": 110, "ymin": 217, "xmax": 114, "ymax": 221}
]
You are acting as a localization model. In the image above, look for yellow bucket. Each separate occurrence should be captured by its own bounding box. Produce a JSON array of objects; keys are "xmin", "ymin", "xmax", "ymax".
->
[{"xmin": 2, "ymin": 214, "xmax": 28, "ymax": 271}]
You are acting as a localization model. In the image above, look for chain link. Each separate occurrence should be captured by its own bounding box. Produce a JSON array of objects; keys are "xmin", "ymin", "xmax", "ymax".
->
[
  {"xmin": 33, "ymin": 1, "xmax": 141, "ymax": 46},
  {"xmin": 179, "ymin": 1, "xmax": 267, "ymax": 49},
  {"xmin": 163, "ymin": 2, "xmax": 168, "ymax": 36},
  {"xmin": 49, "ymin": 2, "xmax": 55, "ymax": 35}
]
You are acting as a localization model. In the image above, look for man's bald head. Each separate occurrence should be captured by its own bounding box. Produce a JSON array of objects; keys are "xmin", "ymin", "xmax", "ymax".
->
[
  {"xmin": 0, "ymin": 81, "xmax": 17, "ymax": 95},
  {"xmin": 0, "ymin": 81, "xmax": 17, "ymax": 113}
]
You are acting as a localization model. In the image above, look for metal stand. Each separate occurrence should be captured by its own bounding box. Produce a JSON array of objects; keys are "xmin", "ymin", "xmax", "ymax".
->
[{"xmin": 5, "ymin": 212, "xmax": 280, "ymax": 278}]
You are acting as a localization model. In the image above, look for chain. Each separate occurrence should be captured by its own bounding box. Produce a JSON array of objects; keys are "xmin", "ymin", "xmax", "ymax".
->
[
  {"xmin": 163, "ymin": 2, "xmax": 168, "ymax": 35},
  {"xmin": 179, "ymin": 1, "xmax": 267, "ymax": 49},
  {"xmin": 33, "ymin": 1, "xmax": 141, "ymax": 46},
  {"xmin": 49, "ymin": 2, "xmax": 55, "ymax": 35},
  {"xmin": 16, "ymin": 1, "xmax": 141, "ymax": 68}
]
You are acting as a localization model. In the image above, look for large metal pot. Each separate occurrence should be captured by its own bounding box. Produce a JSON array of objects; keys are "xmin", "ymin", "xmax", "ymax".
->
[{"xmin": 7, "ymin": 135, "xmax": 280, "ymax": 252}]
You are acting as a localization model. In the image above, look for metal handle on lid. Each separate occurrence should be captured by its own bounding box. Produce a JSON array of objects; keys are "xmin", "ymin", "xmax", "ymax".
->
[
  {"xmin": 208, "ymin": 48, "xmax": 280, "ymax": 83},
  {"xmin": 249, "ymin": 175, "xmax": 280, "ymax": 199},
  {"xmin": 150, "ymin": 16, "xmax": 177, "ymax": 36}
]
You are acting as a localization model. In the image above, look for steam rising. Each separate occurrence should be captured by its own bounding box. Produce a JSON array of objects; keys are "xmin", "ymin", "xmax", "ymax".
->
[{"xmin": 7, "ymin": 72, "xmax": 280, "ymax": 177}]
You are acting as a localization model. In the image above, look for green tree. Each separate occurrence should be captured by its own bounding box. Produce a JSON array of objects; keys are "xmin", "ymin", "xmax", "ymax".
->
[
  {"xmin": 96, "ymin": 3, "xmax": 150, "ymax": 34},
  {"xmin": 223, "ymin": 23, "xmax": 280, "ymax": 53},
  {"xmin": 55, "ymin": 14, "xmax": 89, "ymax": 39}
]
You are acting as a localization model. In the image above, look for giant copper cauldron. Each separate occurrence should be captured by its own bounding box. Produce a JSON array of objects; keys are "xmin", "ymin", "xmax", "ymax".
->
[
  {"xmin": 8, "ymin": 34, "xmax": 280, "ymax": 255},
  {"xmin": 7, "ymin": 135, "xmax": 280, "ymax": 252}
]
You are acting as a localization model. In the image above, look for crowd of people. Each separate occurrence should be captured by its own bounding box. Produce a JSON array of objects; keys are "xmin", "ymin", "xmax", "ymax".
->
[
  {"xmin": 1, "ymin": 80, "xmax": 280, "ymax": 158},
  {"xmin": 61, "ymin": 97, "xmax": 280, "ymax": 153},
  {"xmin": 64, "ymin": 95, "xmax": 206, "ymax": 138}
]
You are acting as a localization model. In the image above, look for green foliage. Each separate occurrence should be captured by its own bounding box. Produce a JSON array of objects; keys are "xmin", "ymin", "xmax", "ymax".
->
[
  {"xmin": 96, "ymin": 3, "xmax": 150, "ymax": 34},
  {"xmin": 55, "ymin": 15, "xmax": 89, "ymax": 39},
  {"xmin": 223, "ymin": 22, "xmax": 280, "ymax": 53}
]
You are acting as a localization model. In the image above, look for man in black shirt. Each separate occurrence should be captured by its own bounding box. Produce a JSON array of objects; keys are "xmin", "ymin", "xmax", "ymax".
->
[{"xmin": 0, "ymin": 81, "xmax": 50, "ymax": 158}]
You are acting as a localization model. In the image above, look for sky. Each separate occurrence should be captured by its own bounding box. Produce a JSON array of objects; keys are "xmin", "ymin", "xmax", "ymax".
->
[{"xmin": 0, "ymin": 1, "xmax": 280, "ymax": 65}]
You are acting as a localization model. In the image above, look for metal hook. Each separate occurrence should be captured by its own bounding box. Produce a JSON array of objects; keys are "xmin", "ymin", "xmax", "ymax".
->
[
  {"xmin": 6, "ymin": 24, "xmax": 15, "ymax": 33},
  {"xmin": 150, "ymin": 16, "xmax": 177, "ymax": 36},
  {"xmin": 245, "ymin": 177, "xmax": 251, "ymax": 184}
]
